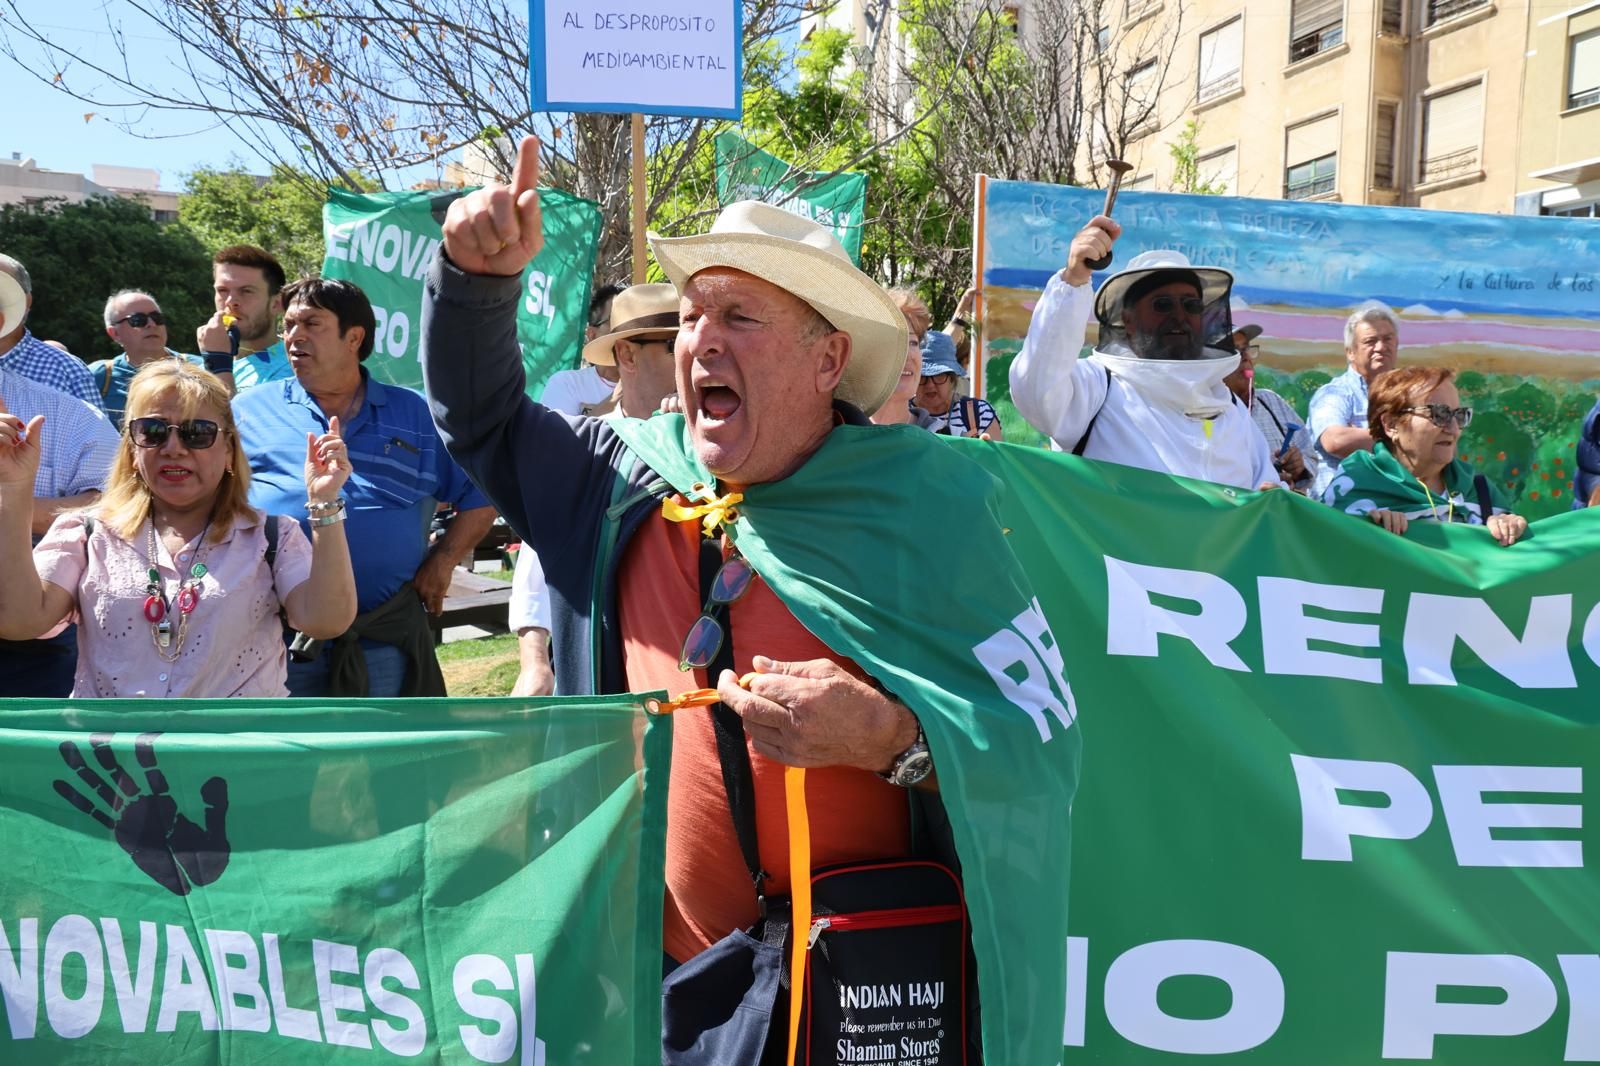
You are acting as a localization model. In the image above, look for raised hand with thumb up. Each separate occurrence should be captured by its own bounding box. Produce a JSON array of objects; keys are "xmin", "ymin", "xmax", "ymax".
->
[
  {"xmin": 442, "ymin": 136, "xmax": 545, "ymax": 277},
  {"xmin": 0, "ymin": 393, "xmax": 44, "ymax": 489}
]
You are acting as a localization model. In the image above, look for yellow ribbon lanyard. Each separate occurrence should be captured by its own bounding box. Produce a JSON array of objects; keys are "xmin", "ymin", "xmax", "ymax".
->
[
  {"xmin": 1417, "ymin": 478, "xmax": 1455, "ymax": 523},
  {"xmin": 660, "ymin": 488, "xmax": 745, "ymax": 537}
]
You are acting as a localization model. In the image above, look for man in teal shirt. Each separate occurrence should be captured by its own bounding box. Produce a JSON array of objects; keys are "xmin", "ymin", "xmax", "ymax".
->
[
  {"xmin": 88, "ymin": 289, "xmax": 201, "ymax": 427},
  {"xmin": 196, "ymin": 244, "xmax": 296, "ymax": 390}
]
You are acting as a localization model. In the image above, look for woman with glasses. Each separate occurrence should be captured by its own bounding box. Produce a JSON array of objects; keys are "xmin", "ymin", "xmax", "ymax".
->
[
  {"xmin": 1322, "ymin": 366, "xmax": 1528, "ymax": 546},
  {"xmin": 0, "ymin": 360, "xmax": 358, "ymax": 696}
]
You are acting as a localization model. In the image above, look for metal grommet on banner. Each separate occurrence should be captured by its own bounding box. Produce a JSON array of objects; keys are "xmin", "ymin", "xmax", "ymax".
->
[{"xmin": 643, "ymin": 697, "xmax": 666, "ymax": 716}]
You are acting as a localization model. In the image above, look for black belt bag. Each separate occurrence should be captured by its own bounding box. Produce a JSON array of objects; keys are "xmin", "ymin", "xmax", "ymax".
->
[{"xmin": 662, "ymin": 538, "xmax": 970, "ymax": 1066}]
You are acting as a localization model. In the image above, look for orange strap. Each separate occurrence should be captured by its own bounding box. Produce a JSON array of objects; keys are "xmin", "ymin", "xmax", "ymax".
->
[
  {"xmin": 785, "ymin": 766, "xmax": 811, "ymax": 1066},
  {"xmin": 651, "ymin": 672, "xmax": 758, "ymax": 715}
]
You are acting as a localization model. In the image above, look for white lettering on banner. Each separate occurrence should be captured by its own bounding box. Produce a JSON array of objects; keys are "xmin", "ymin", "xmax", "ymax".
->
[
  {"xmin": 1103, "ymin": 559, "xmax": 1600, "ymax": 687},
  {"xmin": 313, "ymin": 939, "xmax": 371, "ymax": 1049},
  {"xmin": 1063, "ymin": 936, "xmax": 1283, "ymax": 1054},
  {"xmin": 972, "ymin": 596, "xmax": 1077, "ymax": 742},
  {"xmin": 205, "ymin": 928, "xmax": 270, "ymax": 1033},
  {"xmin": 1291, "ymin": 755, "xmax": 1435, "ymax": 862},
  {"xmin": 43, "ymin": 915, "xmax": 102, "ymax": 1040},
  {"xmin": 1291, "ymin": 756, "xmax": 1583, "ymax": 868},
  {"xmin": 1404, "ymin": 593, "xmax": 1578, "ymax": 688},
  {"xmin": 371, "ymin": 305, "xmax": 412, "ymax": 362},
  {"xmin": 324, "ymin": 221, "xmax": 438, "ymax": 283},
  {"xmin": 1560, "ymin": 955, "xmax": 1600, "ymax": 1060},
  {"xmin": 1104, "ymin": 556, "xmax": 1249, "ymax": 670},
  {"xmin": 454, "ymin": 952, "xmax": 546, "ymax": 1065},
  {"xmin": 1258, "ymin": 577, "xmax": 1383, "ymax": 683},
  {"xmin": 1382, "ymin": 953, "xmax": 1557, "ymax": 1059},
  {"xmin": 0, "ymin": 915, "xmax": 531, "ymax": 1054},
  {"xmin": 1103, "ymin": 940, "xmax": 1284, "ymax": 1055},
  {"xmin": 1433, "ymin": 765, "xmax": 1583, "ymax": 868},
  {"xmin": 523, "ymin": 271, "xmax": 558, "ymax": 324},
  {"xmin": 0, "ymin": 917, "xmax": 38, "ymax": 1039},
  {"xmin": 102, "ymin": 918, "xmax": 157, "ymax": 1034}
]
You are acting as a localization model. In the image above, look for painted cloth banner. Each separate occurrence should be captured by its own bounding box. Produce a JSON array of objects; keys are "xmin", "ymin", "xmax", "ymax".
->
[
  {"xmin": 322, "ymin": 187, "xmax": 601, "ymax": 400},
  {"xmin": 715, "ymin": 132, "xmax": 868, "ymax": 265},
  {"xmin": 0, "ymin": 696, "xmax": 669, "ymax": 1064},
  {"xmin": 973, "ymin": 176, "xmax": 1600, "ymax": 517}
]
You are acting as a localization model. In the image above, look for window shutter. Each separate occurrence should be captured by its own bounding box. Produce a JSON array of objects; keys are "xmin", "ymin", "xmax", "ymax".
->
[
  {"xmin": 1198, "ymin": 19, "xmax": 1243, "ymax": 100},
  {"xmin": 1421, "ymin": 81, "xmax": 1482, "ymax": 182},
  {"xmin": 1571, "ymin": 30, "xmax": 1600, "ymax": 105},
  {"xmin": 1291, "ymin": 0, "xmax": 1341, "ymax": 41},
  {"xmin": 1198, "ymin": 147, "xmax": 1237, "ymax": 194},
  {"xmin": 1373, "ymin": 102, "xmax": 1398, "ymax": 188},
  {"xmin": 1286, "ymin": 113, "xmax": 1339, "ymax": 166}
]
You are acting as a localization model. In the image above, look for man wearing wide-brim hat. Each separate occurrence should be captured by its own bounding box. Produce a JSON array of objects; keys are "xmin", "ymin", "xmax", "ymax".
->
[
  {"xmin": 577, "ymin": 282, "xmax": 682, "ymax": 419},
  {"xmin": 1009, "ymin": 213, "xmax": 1281, "ymax": 490}
]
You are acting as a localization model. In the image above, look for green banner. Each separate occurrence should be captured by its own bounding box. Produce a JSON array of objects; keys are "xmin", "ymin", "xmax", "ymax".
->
[
  {"xmin": 715, "ymin": 132, "xmax": 867, "ymax": 265},
  {"xmin": 322, "ymin": 187, "xmax": 601, "ymax": 398},
  {"xmin": 960, "ymin": 443, "xmax": 1600, "ymax": 1064},
  {"xmin": 0, "ymin": 696, "xmax": 669, "ymax": 1064}
]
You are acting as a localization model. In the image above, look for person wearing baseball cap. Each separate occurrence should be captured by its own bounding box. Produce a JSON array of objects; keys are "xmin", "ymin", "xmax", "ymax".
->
[
  {"xmin": 1223, "ymin": 323, "xmax": 1318, "ymax": 491},
  {"xmin": 1009, "ymin": 214, "xmax": 1281, "ymax": 490},
  {"xmin": 420, "ymin": 136, "xmax": 1023, "ymax": 1062}
]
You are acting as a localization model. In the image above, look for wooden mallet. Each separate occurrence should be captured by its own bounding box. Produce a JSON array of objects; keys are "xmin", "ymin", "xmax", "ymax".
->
[{"xmin": 1085, "ymin": 159, "xmax": 1134, "ymax": 271}]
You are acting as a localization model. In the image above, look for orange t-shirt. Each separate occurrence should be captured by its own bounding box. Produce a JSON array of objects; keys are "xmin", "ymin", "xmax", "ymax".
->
[{"xmin": 620, "ymin": 509, "xmax": 912, "ymax": 964}]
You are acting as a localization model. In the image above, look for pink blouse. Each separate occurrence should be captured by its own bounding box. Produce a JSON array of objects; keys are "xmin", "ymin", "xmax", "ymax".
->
[{"xmin": 34, "ymin": 511, "xmax": 314, "ymax": 698}]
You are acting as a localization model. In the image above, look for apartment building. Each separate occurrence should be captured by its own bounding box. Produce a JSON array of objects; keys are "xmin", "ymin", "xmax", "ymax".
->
[
  {"xmin": 0, "ymin": 155, "xmax": 182, "ymax": 221},
  {"xmin": 808, "ymin": 0, "xmax": 1598, "ymax": 218}
]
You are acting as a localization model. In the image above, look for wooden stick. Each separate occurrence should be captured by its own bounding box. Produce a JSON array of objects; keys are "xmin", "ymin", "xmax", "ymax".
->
[{"xmin": 631, "ymin": 114, "xmax": 647, "ymax": 284}]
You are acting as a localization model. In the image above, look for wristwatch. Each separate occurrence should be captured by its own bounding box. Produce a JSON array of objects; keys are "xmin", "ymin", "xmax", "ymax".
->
[{"xmin": 881, "ymin": 725, "xmax": 933, "ymax": 788}]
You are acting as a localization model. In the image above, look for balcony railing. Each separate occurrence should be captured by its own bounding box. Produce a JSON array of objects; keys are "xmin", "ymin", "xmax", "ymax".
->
[
  {"xmin": 1419, "ymin": 146, "xmax": 1479, "ymax": 184},
  {"xmin": 1198, "ymin": 71, "xmax": 1241, "ymax": 102}
]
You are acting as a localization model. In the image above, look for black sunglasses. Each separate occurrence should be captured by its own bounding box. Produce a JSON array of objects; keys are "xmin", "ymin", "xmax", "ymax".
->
[
  {"xmin": 679, "ymin": 551, "xmax": 755, "ymax": 671},
  {"xmin": 1407, "ymin": 404, "xmax": 1473, "ymax": 429},
  {"xmin": 113, "ymin": 311, "xmax": 167, "ymax": 328},
  {"xmin": 1149, "ymin": 295, "xmax": 1204, "ymax": 315},
  {"xmin": 128, "ymin": 417, "xmax": 222, "ymax": 450}
]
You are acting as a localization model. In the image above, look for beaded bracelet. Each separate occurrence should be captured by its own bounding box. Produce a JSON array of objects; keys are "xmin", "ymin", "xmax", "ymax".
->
[{"xmin": 306, "ymin": 497, "xmax": 345, "ymax": 514}]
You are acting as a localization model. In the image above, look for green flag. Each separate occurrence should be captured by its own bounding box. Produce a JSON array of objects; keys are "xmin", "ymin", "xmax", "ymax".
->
[
  {"xmin": 322, "ymin": 187, "xmax": 601, "ymax": 399},
  {"xmin": 715, "ymin": 132, "xmax": 868, "ymax": 265},
  {"xmin": 613, "ymin": 413, "xmax": 1600, "ymax": 1064},
  {"xmin": 0, "ymin": 696, "xmax": 669, "ymax": 1064}
]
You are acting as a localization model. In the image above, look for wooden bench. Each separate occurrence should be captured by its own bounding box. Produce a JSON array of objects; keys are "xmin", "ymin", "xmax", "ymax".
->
[{"xmin": 429, "ymin": 569, "xmax": 512, "ymax": 643}]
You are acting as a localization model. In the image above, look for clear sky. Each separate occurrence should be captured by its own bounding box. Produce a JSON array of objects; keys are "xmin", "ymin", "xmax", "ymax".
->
[{"xmin": 0, "ymin": 0, "xmax": 289, "ymax": 189}]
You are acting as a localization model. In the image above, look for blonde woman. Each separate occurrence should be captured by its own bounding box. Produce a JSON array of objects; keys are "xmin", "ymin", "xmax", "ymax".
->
[{"xmin": 0, "ymin": 360, "xmax": 357, "ymax": 697}]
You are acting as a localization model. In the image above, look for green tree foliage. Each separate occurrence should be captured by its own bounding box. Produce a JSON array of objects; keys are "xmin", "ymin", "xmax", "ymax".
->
[
  {"xmin": 1169, "ymin": 120, "xmax": 1229, "ymax": 195},
  {"xmin": 0, "ymin": 196, "xmax": 212, "ymax": 363},
  {"xmin": 180, "ymin": 165, "xmax": 338, "ymax": 280}
]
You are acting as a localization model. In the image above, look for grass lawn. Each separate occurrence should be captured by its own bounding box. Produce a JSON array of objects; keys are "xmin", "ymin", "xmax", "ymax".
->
[{"xmin": 437, "ymin": 633, "xmax": 520, "ymax": 696}]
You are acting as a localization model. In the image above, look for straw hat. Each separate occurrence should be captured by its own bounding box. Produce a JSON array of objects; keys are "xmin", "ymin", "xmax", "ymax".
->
[
  {"xmin": 649, "ymin": 201, "xmax": 907, "ymax": 414},
  {"xmin": 1094, "ymin": 249, "xmax": 1233, "ymax": 329},
  {"xmin": 581, "ymin": 283, "xmax": 680, "ymax": 367},
  {"xmin": 0, "ymin": 272, "xmax": 24, "ymax": 336}
]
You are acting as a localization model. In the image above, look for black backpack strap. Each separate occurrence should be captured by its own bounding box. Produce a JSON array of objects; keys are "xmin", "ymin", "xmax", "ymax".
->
[
  {"xmin": 263, "ymin": 513, "xmax": 280, "ymax": 570},
  {"xmin": 699, "ymin": 535, "xmax": 768, "ymax": 908},
  {"xmin": 1071, "ymin": 364, "xmax": 1113, "ymax": 456},
  {"xmin": 1473, "ymin": 474, "xmax": 1495, "ymax": 523}
]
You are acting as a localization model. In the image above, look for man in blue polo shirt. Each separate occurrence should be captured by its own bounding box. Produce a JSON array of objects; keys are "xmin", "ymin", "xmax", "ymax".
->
[{"xmin": 234, "ymin": 277, "xmax": 494, "ymax": 697}]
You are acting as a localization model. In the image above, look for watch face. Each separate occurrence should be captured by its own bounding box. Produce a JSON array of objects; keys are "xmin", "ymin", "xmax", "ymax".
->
[{"xmin": 895, "ymin": 750, "xmax": 935, "ymax": 786}]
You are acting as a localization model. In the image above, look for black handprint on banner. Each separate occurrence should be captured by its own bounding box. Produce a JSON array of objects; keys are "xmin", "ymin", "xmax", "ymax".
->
[{"xmin": 53, "ymin": 732, "xmax": 230, "ymax": 896}]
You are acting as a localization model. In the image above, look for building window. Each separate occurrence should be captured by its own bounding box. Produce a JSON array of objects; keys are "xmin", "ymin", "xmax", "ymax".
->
[
  {"xmin": 1285, "ymin": 113, "xmax": 1339, "ymax": 199},
  {"xmin": 1126, "ymin": 0, "xmax": 1161, "ymax": 23},
  {"xmin": 1096, "ymin": 26, "xmax": 1111, "ymax": 53},
  {"xmin": 1126, "ymin": 57, "xmax": 1158, "ymax": 108},
  {"xmin": 1290, "ymin": 0, "xmax": 1343, "ymax": 62},
  {"xmin": 1197, "ymin": 146, "xmax": 1237, "ymax": 194},
  {"xmin": 1197, "ymin": 18, "xmax": 1243, "ymax": 103},
  {"xmin": 1381, "ymin": 0, "xmax": 1403, "ymax": 35},
  {"xmin": 1373, "ymin": 101, "xmax": 1398, "ymax": 188},
  {"xmin": 1424, "ymin": 0, "xmax": 1489, "ymax": 27},
  {"xmin": 1419, "ymin": 79, "xmax": 1483, "ymax": 184},
  {"xmin": 1128, "ymin": 174, "xmax": 1157, "ymax": 190},
  {"xmin": 1571, "ymin": 29, "xmax": 1600, "ymax": 110},
  {"xmin": 1543, "ymin": 201, "xmax": 1598, "ymax": 218}
]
